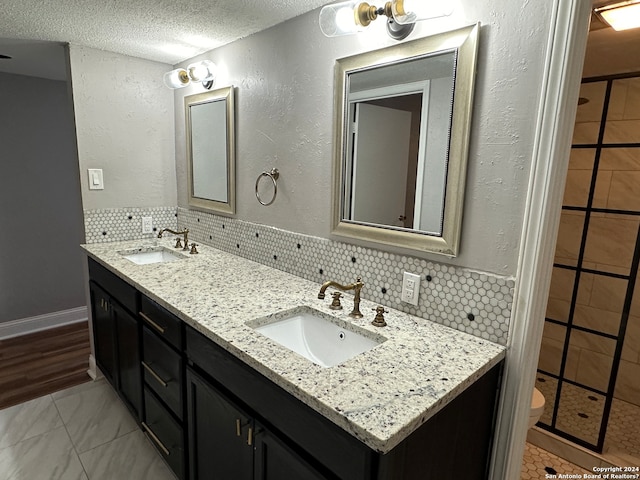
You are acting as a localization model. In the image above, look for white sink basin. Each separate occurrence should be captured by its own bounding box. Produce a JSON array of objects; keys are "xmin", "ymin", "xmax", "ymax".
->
[
  {"xmin": 120, "ymin": 247, "xmax": 184, "ymax": 265},
  {"xmin": 248, "ymin": 307, "xmax": 386, "ymax": 368}
]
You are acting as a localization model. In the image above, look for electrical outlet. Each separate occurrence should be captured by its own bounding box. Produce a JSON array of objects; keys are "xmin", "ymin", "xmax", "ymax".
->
[
  {"xmin": 142, "ymin": 216, "xmax": 153, "ymax": 234},
  {"xmin": 401, "ymin": 272, "xmax": 421, "ymax": 306}
]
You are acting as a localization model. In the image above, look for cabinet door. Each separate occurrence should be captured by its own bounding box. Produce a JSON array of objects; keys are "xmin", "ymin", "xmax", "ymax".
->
[
  {"xmin": 186, "ymin": 367, "xmax": 253, "ymax": 480},
  {"xmin": 253, "ymin": 423, "xmax": 327, "ymax": 480},
  {"xmin": 90, "ymin": 282, "xmax": 117, "ymax": 386},
  {"xmin": 113, "ymin": 301, "xmax": 142, "ymax": 419}
]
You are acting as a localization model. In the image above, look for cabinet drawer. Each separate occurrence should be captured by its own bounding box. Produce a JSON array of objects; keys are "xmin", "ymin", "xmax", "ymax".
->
[
  {"xmin": 88, "ymin": 259, "xmax": 138, "ymax": 314},
  {"xmin": 142, "ymin": 326, "xmax": 183, "ymax": 419},
  {"xmin": 143, "ymin": 387, "xmax": 185, "ymax": 480},
  {"xmin": 140, "ymin": 295, "xmax": 183, "ymax": 350}
]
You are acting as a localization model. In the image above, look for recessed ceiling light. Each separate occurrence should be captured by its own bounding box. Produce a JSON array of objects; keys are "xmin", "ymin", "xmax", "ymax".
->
[{"xmin": 594, "ymin": 0, "xmax": 640, "ymax": 31}]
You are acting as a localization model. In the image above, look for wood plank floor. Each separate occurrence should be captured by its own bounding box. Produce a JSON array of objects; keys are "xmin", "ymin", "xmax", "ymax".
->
[{"xmin": 0, "ymin": 321, "xmax": 91, "ymax": 410}]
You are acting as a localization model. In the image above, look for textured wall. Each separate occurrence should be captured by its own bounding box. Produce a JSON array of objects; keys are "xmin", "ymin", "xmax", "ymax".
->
[
  {"xmin": 0, "ymin": 72, "xmax": 86, "ymax": 322},
  {"xmin": 173, "ymin": 1, "xmax": 553, "ymax": 277},
  {"xmin": 69, "ymin": 45, "xmax": 177, "ymax": 210}
]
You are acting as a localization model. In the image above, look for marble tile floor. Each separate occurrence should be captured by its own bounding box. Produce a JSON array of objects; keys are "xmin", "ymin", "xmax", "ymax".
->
[
  {"xmin": 521, "ymin": 442, "xmax": 592, "ymax": 479},
  {"xmin": 0, "ymin": 378, "xmax": 176, "ymax": 480}
]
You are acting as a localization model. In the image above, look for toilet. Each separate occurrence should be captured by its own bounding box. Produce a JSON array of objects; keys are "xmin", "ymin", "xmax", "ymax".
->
[{"xmin": 529, "ymin": 387, "xmax": 545, "ymax": 428}]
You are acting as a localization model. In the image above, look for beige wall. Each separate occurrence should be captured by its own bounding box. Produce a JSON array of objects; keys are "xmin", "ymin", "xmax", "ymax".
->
[
  {"xmin": 171, "ymin": 1, "xmax": 556, "ymax": 277},
  {"xmin": 69, "ymin": 45, "xmax": 177, "ymax": 210},
  {"xmin": 541, "ymin": 75, "xmax": 640, "ymax": 406}
]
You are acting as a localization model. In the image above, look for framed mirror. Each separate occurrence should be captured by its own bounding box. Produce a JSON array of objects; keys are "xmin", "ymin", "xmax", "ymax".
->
[
  {"xmin": 332, "ymin": 24, "xmax": 479, "ymax": 256},
  {"xmin": 186, "ymin": 86, "xmax": 236, "ymax": 215}
]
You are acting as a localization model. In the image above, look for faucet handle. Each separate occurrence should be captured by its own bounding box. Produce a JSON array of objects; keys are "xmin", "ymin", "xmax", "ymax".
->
[
  {"xmin": 174, "ymin": 238, "xmax": 183, "ymax": 249},
  {"xmin": 330, "ymin": 291, "xmax": 343, "ymax": 310},
  {"xmin": 371, "ymin": 306, "xmax": 388, "ymax": 327},
  {"xmin": 189, "ymin": 243, "xmax": 199, "ymax": 254}
]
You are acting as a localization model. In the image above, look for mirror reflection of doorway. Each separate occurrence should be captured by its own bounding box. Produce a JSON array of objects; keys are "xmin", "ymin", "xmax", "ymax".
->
[{"xmin": 351, "ymin": 102, "xmax": 413, "ymax": 227}]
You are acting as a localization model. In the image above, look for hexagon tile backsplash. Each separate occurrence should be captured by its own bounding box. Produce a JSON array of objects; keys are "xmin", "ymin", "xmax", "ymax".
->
[{"xmin": 83, "ymin": 206, "xmax": 514, "ymax": 346}]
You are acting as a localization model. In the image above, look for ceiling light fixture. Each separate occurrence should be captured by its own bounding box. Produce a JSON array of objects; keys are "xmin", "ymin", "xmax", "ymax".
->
[
  {"xmin": 164, "ymin": 60, "xmax": 217, "ymax": 90},
  {"xmin": 594, "ymin": 0, "xmax": 640, "ymax": 31},
  {"xmin": 319, "ymin": 0, "xmax": 453, "ymax": 40}
]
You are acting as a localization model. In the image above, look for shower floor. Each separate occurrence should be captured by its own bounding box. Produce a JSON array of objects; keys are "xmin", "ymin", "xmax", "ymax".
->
[
  {"xmin": 535, "ymin": 375, "xmax": 640, "ymax": 466},
  {"xmin": 605, "ymin": 398, "xmax": 640, "ymax": 463},
  {"xmin": 521, "ymin": 442, "xmax": 591, "ymax": 479}
]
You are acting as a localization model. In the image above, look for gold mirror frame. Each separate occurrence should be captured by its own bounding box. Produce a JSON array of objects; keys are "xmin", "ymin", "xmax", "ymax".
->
[
  {"xmin": 185, "ymin": 86, "xmax": 236, "ymax": 215},
  {"xmin": 331, "ymin": 24, "xmax": 479, "ymax": 257}
]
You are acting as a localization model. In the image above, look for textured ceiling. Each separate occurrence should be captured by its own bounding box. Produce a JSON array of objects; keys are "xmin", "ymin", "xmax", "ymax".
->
[
  {"xmin": 0, "ymin": 0, "xmax": 329, "ymax": 79},
  {"xmin": 1, "ymin": 1, "xmax": 639, "ymax": 82}
]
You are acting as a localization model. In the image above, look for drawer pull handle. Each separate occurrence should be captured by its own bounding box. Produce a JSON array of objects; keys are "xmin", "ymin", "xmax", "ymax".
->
[
  {"xmin": 140, "ymin": 312, "xmax": 166, "ymax": 334},
  {"xmin": 247, "ymin": 427, "xmax": 253, "ymax": 446},
  {"xmin": 236, "ymin": 419, "xmax": 241, "ymax": 437},
  {"xmin": 142, "ymin": 422, "xmax": 170, "ymax": 456},
  {"xmin": 141, "ymin": 361, "xmax": 168, "ymax": 388}
]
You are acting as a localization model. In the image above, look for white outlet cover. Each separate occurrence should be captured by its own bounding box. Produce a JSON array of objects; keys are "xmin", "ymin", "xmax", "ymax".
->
[
  {"xmin": 401, "ymin": 272, "xmax": 421, "ymax": 306},
  {"xmin": 141, "ymin": 216, "xmax": 153, "ymax": 234}
]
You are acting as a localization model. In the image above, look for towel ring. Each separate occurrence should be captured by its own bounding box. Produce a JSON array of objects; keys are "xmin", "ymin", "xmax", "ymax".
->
[{"xmin": 255, "ymin": 168, "xmax": 279, "ymax": 206}]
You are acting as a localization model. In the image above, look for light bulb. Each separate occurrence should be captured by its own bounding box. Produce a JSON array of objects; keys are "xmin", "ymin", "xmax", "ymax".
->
[
  {"xmin": 187, "ymin": 60, "xmax": 217, "ymax": 82},
  {"xmin": 319, "ymin": 1, "xmax": 363, "ymax": 37},
  {"xmin": 163, "ymin": 68, "xmax": 190, "ymax": 89},
  {"xmin": 392, "ymin": 0, "xmax": 453, "ymax": 25}
]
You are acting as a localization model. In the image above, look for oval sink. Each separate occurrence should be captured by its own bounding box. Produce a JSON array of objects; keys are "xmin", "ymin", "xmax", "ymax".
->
[
  {"xmin": 119, "ymin": 247, "xmax": 184, "ymax": 265},
  {"xmin": 248, "ymin": 307, "xmax": 386, "ymax": 368}
]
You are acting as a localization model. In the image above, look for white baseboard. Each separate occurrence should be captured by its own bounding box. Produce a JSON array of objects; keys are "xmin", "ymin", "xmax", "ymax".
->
[
  {"xmin": 87, "ymin": 354, "xmax": 101, "ymax": 380},
  {"xmin": 0, "ymin": 306, "xmax": 88, "ymax": 340}
]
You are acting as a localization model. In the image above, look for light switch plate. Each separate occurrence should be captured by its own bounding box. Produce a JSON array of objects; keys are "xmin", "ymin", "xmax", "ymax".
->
[
  {"xmin": 88, "ymin": 169, "xmax": 104, "ymax": 190},
  {"xmin": 401, "ymin": 272, "xmax": 421, "ymax": 306}
]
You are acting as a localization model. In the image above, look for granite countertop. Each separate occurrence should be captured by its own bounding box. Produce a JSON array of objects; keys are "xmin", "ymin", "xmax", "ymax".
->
[{"xmin": 82, "ymin": 238, "xmax": 506, "ymax": 454}]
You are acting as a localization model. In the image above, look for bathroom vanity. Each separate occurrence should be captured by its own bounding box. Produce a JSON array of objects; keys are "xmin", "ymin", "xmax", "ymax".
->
[{"xmin": 84, "ymin": 239, "xmax": 505, "ymax": 480}]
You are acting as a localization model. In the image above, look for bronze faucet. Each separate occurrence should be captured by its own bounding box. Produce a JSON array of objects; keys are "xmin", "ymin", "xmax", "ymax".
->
[
  {"xmin": 158, "ymin": 228, "xmax": 189, "ymax": 251},
  {"xmin": 318, "ymin": 277, "xmax": 364, "ymax": 318}
]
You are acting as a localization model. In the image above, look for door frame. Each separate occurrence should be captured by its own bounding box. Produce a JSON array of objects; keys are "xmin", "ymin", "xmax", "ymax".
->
[{"xmin": 489, "ymin": 1, "xmax": 593, "ymax": 479}]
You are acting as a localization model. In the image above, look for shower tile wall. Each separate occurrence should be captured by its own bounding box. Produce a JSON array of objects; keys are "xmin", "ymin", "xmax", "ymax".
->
[
  {"xmin": 537, "ymin": 74, "xmax": 640, "ymax": 452},
  {"xmin": 536, "ymin": 73, "xmax": 640, "ymax": 458}
]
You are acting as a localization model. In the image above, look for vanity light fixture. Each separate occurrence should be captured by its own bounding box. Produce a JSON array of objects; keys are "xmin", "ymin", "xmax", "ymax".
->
[
  {"xmin": 163, "ymin": 60, "xmax": 217, "ymax": 89},
  {"xmin": 319, "ymin": 0, "xmax": 453, "ymax": 40},
  {"xmin": 594, "ymin": 0, "xmax": 640, "ymax": 31}
]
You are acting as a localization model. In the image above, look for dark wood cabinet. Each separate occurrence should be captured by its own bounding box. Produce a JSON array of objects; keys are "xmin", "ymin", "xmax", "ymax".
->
[
  {"xmin": 88, "ymin": 261, "xmax": 141, "ymax": 420},
  {"xmin": 252, "ymin": 423, "xmax": 327, "ymax": 480},
  {"xmin": 88, "ymin": 258, "xmax": 502, "ymax": 480},
  {"xmin": 186, "ymin": 367, "xmax": 254, "ymax": 480},
  {"xmin": 88, "ymin": 259, "xmax": 185, "ymax": 479},
  {"xmin": 143, "ymin": 387, "xmax": 186, "ymax": 479},
  {"xmin": 186, "ymin": 366, "xmax": 326, "ymax": 480},
  {"xmin": 89, "ymin": 282, "xmax": 117, "ymax": 385},
  {"xmin": 113, "ymin": 301, "xmax": 142, "ymax": 418},
  {"xmin": 186, "ymin": 325, "xmax": 502, "ymax": 480},
  {"xmin": 139, "ymin": 295, "xmax": 187, "ymax": 480}
]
